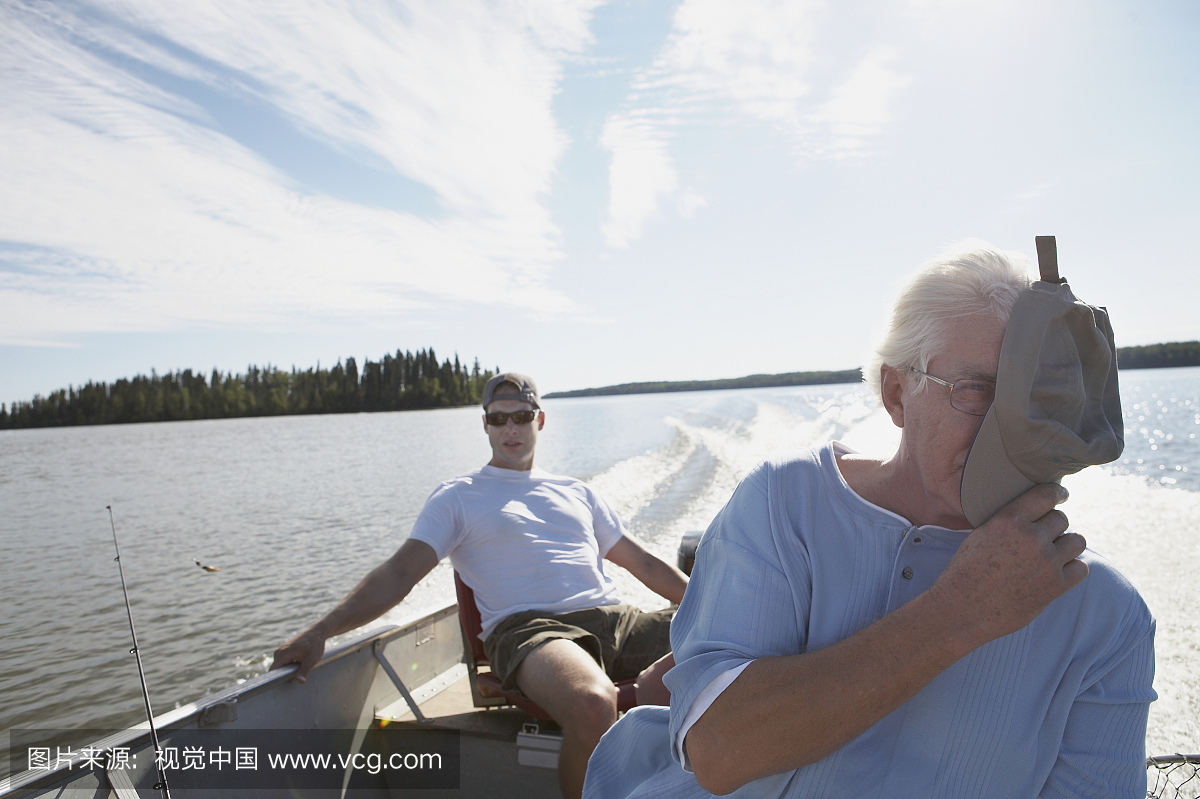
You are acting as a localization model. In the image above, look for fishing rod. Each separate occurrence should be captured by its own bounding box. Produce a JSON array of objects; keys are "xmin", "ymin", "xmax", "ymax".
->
[{"xmin": 107, "ymin": 505, "xmax": 171, "ymax": 799}]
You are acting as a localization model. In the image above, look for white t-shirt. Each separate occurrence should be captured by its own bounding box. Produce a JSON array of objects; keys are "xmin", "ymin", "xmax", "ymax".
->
[{"xmin": 409, "ymin": 465, "xmax": 626, "ymax": 639}]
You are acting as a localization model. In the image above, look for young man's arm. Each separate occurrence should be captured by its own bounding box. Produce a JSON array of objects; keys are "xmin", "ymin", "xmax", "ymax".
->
[
  {"xmin": 270, "ymin": 538, "xmax": 439, "ymax": 682},
  {"xmin": 605, "ymin": 535, "xmax": 688, "ymax": 604}
]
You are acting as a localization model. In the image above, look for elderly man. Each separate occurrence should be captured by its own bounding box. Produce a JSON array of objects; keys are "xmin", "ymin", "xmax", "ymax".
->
[
  {"xmin": 584, "ymin": 243, "xmax": 1155, "ymax": 798},
  {"xmin": 272, "ymin": 373, "xmax": 687, "ymax": 799}
]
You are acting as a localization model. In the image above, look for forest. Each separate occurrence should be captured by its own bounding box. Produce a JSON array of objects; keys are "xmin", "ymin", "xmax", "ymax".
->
[
  {"xmin": 544, "ymin": 369, "xmax": 863, "ymax": 398},
  {"xmin": 4, "ymin": 340, "xmax": 1198, "ymax": 431},
  {"xmin": 1116, "ymin": 340, "xmax": 1200, "ymax": 370},
  {"xmin": 0, "ymin": 349, "xmax": 495, "ymax": 430}
]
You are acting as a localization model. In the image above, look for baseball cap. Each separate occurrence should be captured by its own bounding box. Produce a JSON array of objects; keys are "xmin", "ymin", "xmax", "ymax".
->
[
  {"xmin": 482, "ymin": 372, "xmax": 540, "ymax": 410},
  {"xmin": 959, "ymin": 237, "xmax": 1124, "ymax": 528}
]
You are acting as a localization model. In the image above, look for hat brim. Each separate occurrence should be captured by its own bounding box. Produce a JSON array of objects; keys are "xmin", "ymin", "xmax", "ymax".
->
[{"xmin": 959, "ymin": 406, "xmax": 1037, "ymax": 528}]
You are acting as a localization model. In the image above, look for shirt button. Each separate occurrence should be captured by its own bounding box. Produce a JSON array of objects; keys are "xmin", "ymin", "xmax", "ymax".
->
[{"xmin": 902, "ymin": 567, "xmax": 913, "ymax": 580}]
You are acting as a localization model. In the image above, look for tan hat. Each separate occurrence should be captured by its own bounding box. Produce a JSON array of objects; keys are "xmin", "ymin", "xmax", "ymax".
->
[
  {"xmin": 482, "ymin": 372, "xmax": 540, "ymax": 409},
  {"xmin": 959, "ymin": 237, "xmax": 1124, "ymax": 527}
]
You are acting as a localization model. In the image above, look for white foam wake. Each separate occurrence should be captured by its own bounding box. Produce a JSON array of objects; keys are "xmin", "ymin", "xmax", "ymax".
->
[
  {"xmin": 585, "ymin": 417, "xmax": 701, "ymax": 523},
  {"xmin": 591, "ymin": 385, "xmax": 886, "ymax": 609},
  {"xmin": 1061, "ymin": 467, "xmax": 1200, "ymax": 755}
]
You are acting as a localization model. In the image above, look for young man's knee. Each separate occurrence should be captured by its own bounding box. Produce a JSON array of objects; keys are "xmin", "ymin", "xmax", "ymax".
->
[{"xmin": 563, "ymin": 680, "xmax": 618, "ymax": 734}]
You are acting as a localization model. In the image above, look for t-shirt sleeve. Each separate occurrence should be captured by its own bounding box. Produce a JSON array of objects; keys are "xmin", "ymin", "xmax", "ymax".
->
[
  {"xmin": 663, "ymin": 461, "xmax": 810, "ymax": 766},
  {"xmin": 1041, "ymin": 604, "xmax": 1157, "ymax": 799},
  {"xmin": 406, "ymin": 482, "xmax": 466, "ymax": 561},
  {"xmin": 587, "ymin": 486, "xmax": 628, "ymax": 556}
]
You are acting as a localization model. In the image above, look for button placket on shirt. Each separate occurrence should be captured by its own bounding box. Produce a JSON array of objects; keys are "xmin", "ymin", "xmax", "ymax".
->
[
  {"xmin": 887, "ymin": 525, "xmax": 970, "ymax": 615},
  {"xmin": 888, "ymin": 526, "xmax": 935, "ymax": 611},
  {"xmin": 901, "ymin": 535, "xmax": 922, "ymax": 580}
]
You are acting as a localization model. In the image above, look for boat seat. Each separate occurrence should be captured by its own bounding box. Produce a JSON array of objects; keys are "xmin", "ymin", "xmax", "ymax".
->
[{"xmin": 453, "ymin": 571, "xmax": 638, "ymax": 721}]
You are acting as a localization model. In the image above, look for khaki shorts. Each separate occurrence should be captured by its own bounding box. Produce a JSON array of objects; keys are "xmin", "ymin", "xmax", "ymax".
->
[{"xmin": 482, "ymin": 604, "xmax": 674, "ymax": 694}]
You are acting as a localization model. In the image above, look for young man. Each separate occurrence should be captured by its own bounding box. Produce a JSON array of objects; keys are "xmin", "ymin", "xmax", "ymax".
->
[{"xmin": 271, "ymin": 372, "xmax": 687, "ymax": 799}]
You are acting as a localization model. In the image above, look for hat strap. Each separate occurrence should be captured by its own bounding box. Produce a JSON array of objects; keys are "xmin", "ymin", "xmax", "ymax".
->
[{"xmin": 1035, "ymin": 236, "xmax": 1067, "ymax": 284}]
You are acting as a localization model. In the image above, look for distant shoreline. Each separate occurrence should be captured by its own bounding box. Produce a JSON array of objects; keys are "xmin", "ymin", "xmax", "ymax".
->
[
  {"xmin": 544, "ymin": 369, "xmax": 863, "ymax": 399},
  {"xmin": 4, "ymin": 342, "xmax": 1197, "ymax": 429},
  {"xmin": 1113, "ymin": 340, "xmax": 1200, "ymax": 371},
  {"xmin": 545, "ymin": 341, "xmax": 1200, "ymax": 400}
]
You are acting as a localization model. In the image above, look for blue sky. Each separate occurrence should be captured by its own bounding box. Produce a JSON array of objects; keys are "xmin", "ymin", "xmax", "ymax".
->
[{"xmin": 2, "ymin": 0, "xmax": 1198, "ymax": 405}]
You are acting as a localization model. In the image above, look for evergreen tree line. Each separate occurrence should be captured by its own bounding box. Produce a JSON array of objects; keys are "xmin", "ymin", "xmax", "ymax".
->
[
  {"xmin": 1116, "ymin": 341, "xmax": 1200, "ymax": 370},
  {"xmin": 0, "ymin": 349, "xmax": 497, "ymax": 430},
  {"xmin": 545, "ymin": 369, "xmax": 863, "ymax": 398}
]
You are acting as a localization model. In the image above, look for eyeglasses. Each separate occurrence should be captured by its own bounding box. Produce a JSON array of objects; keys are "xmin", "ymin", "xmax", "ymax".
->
[
  {"xmin": 485, "ymin": 410, "xmax": 538, "ymax": 426},
  {"xmin": 908, "ymin": 368, "xmax": 995, "ymax": 416}
]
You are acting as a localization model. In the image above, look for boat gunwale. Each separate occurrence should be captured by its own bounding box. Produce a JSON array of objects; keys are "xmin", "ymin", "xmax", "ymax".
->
[{"xmin": 0, "ymin": 600, "xmax": 460, "ymax": 796}]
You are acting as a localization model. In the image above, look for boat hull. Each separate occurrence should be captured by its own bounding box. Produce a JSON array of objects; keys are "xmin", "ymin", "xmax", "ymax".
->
[{"xmin": 1, "ymin": 601, "xmax": 562, "ymax": 798}]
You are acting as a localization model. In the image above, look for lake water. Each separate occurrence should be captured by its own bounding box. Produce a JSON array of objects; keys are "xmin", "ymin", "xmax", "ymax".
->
[{"xmin": 1, "ymin": 368, "xmax": 1197, "ymax": 778}]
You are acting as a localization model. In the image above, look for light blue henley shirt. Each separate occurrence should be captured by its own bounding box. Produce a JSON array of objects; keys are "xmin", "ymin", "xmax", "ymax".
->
[{"xmin": 584, "ymin": 443, "xmax": 1156, "ymax": 799}]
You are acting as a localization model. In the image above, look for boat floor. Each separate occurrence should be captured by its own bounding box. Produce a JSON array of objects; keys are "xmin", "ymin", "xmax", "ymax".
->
[{"xmin": 375, "ymin": 674, "xmax": 563, "ymax": 798}]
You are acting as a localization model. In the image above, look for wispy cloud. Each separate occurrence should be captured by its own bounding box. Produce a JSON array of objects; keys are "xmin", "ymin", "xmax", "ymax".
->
[
  {"xmin": 601, "ymin": 113, "xmax": 678, "ymax": 248},
  {"xmin": 600, "ymin": 0, "xmax": 912, "ymax": 245},
  {"xmin": 808, "ymin": 47, "xmax": 912, "ymax": 158},
  {"xmin": 0, "ymin": 0, "xmax": 600, "ymax": 344},
  {"xmin": 653, "ymin": 0, "xmax": 823, "ymax": 129}
]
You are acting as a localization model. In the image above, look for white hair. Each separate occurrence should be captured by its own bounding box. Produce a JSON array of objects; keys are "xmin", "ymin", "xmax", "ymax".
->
[{"xmin": 865, "ymin": 241, "xmax": 1033, "ymax": 398}]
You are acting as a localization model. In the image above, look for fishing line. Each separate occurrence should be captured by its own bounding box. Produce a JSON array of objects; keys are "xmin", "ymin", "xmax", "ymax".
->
[{"xmin": 107, "ymin": 505, "xmax": 171, "ymax": 799}]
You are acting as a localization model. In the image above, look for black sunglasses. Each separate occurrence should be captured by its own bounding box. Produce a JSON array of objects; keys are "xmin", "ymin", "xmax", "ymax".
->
[{"xmin": 485, "ymin": 410, "xmax": 538, "ymax": 426}]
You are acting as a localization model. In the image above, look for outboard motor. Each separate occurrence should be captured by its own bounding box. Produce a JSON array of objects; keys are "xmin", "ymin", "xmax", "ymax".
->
[{"xmin": 677, "ymin": 530, "xmax": 703, "ymax": 576}]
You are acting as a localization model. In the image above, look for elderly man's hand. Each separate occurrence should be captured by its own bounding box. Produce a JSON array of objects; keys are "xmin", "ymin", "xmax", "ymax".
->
[{"xmin": 930, "ymin": 483, "xmax": 1086, "ymax": 649}]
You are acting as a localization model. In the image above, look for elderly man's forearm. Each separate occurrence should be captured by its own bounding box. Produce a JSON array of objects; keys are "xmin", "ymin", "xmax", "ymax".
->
[{"xmin": 686, "ymin": 590, "xmax": 977, "ymax": 794}]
